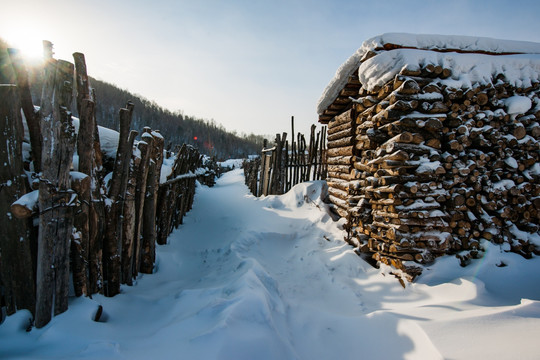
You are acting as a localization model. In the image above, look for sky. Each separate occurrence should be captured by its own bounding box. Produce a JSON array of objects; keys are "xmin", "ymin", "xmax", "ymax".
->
[{"xmin": 2, "ymin": 0, "xmax": 540, "ymax": 137}]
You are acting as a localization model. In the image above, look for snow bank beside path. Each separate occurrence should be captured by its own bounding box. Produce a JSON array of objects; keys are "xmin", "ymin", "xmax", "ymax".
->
[
  {"xmin": 219, "ymin": 158, "xmax": 244, "ymax": 169},
  {"xmin": 1, "ymin": 169, "xmax": 539, "ymax": 360}
]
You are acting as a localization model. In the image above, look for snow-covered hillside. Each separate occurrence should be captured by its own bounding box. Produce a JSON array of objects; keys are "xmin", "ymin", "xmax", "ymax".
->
[{"xmin": 1, "ymin": 169, "xmax": 539, "ymax": 359}]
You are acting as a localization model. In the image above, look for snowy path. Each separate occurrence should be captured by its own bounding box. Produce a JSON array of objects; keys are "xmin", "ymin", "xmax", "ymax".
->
[{"xmin": 1, "ymin": 169, "xmax": 540, "ymax": 360}]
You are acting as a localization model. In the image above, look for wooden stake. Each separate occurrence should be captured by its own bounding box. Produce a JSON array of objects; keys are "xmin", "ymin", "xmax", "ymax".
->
[
  {"xmin": 7, "ymin": 48, "xmax": 42, "ymax": 172},
  {"xmin": 35, "ymin": 58, "xmax": 77, "ymax": 328},
  {"xmin": 0, "ymin": 85, "xmax": 36, "ymax": 316},
  {"xmin": 103, "ymin": 102, "xmax": 135, "ymax": 297}
]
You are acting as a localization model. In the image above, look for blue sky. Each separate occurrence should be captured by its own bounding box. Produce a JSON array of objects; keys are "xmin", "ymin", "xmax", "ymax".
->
[{"xmin": 2, "ymin": 0, "xmax": 540, "ymax": 137}]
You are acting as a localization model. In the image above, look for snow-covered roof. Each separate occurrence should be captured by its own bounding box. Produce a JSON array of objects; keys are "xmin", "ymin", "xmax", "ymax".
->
[
  {"xmin": 359, "ymin": 50, "xmax": 540, "ymax": 93},
  {"xmin": 362, "ymin": 33, "xmax": 540, "ymax": 54},
  {"xmin": 317, "ymin": 33, "xmax": 540, "ymax": 117}
]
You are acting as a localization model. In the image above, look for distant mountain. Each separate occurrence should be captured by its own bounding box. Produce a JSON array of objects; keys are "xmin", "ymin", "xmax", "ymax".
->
[
  {"xmin": 72, "ymin": 77, "xmax": 267, "ymax": 160},
  {"xmin": 0, "ymin": 38, "xmax": 266, "ymax": 160}
]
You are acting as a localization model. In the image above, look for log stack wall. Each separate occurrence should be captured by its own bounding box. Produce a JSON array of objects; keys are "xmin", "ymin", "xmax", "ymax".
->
[{"xmin": 320, "ymin": 46, "xmax": 540, "ymax": 280}]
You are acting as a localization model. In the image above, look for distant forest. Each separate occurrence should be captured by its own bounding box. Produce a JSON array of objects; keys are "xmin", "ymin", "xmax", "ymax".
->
[
  {"xmin": 0, "ymin": 39, "xmax": 267, "ymax": 160},
  {"xmin": 78, "ymin": 78, "xmax": 268, "ymax": 160}
]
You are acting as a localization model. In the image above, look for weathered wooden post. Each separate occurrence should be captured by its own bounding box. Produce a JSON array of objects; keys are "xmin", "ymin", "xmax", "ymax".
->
[
  {"xmin": 71, "ymin": 53, "xmax": 91, "ymax": 296},
  {"xmin": 7, "ymin": 49, "xmax": 42, "ymax": 172},
  {"xmin": 0, "ymin": 85, "xmax": 36, "ymax": 316},
  {"xmin": 271, "ymin": 134, "xmax": 280, "ymax": 195},
  {"xmin": 35, "ymin": 56, "xmax": 77, "ymax": 328},
  {"xmin": 132, "ymin": 133, "xmax": 153, "ymax": 277},
  {"xmin": 172, "ymin": 146, "xmax": 189, "ymax": 229},
  {"xmin": 140, "ymin": 128, "xmax": 164, "ymax": 274},
  {"xmin": 156, "ymin": 144, "xmax": 184, "ymax": 245},
  {"xmin": 306, "ymin": 125, "xmax": 316, "ymax": 181},
  {"xmin": 121, "ymin": 141, "xmax": 141, "ymax": 285},
  {"xmin": 156, "ymin": 185, "xmax": 172, "ymax": 245},
  {"xmin": 299, "ymin": 132, "xmax": 304, "ymax": 183},
  {"xmin": 314, "ymin": 129, "xmax": 321, "ymax": 180},
  {"xmin": 73, "ymin": 52, "xmax": 106, "ymax": 295},
  {"xmin": 140, "ymin": 158, "xmax": 157, "ymax": 274},
  {"xmin": 279, "ymin": 132, "xmax": 287, "ymax": 193},
  {"xmin": 70, "ymin": 172, "xmax": 90, "ymax": 296},
  {"xmin": 284, "ymin": 139, "xmax": 290, "ymax": 192},
  {"xmin": 103, "ymin": 102, "xmax": 136, "ymax": 297},
  {"xmin": 318, "ymin": 127, "xmax": 327, "ymax": 179},
  {"xmin": 291, "ymin": 116, "xmax": 298, "ymax": 186}
]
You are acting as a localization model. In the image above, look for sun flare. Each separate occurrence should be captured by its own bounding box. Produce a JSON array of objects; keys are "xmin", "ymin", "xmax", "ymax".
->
[{"xmin": 3, "ymin": 28, "xmax": 45, "ymax": 60}]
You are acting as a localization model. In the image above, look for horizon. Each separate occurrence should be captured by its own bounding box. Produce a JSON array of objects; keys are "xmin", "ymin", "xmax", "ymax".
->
[{"xmin": 2, "ymin": 0, "xmax": 540, "ymax": 137}]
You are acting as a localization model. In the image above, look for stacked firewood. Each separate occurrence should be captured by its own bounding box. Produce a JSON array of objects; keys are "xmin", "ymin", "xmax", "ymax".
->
[
  {"xmin": 326, "ymin": 107, "xmax": 358, "ymax": 218},
  {"xmin": 332, "ymin": 63, "xmax": 540, "ymax": 279},
  {"xmin": 438, "ymin": 80, "xmax": 540, "ymax": 261}
]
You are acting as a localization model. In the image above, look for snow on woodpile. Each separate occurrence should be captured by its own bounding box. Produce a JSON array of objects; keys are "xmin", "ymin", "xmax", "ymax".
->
[
  {"xmin": 358, "ymin": 50, "xmax": 540, "ymax": 92},
  {"xmin": 362, "ymin": 33, "xmax": 540, "ymax": 54},
  {"xmin": 317, "ymin": 33, "xmax": 540, "ymax": 119},
  {"xmin": 318, "ymin": 33, "xmax": 540, "ymax": 280}
]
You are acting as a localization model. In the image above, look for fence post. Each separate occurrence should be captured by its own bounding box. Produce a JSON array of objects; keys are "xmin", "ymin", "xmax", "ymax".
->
[
  {"xmin": 279, "ymin": 132, "xmax": 287, "ymax": 194},
  {"xmin": 259, "ymin": 139, "xmax": 267, "ymax": 196},
  {"xmin": 271, "ymin": 134, "xmax": 282, "ymax": 194},
  {"xmin": 35, "ymin": 59, "xmax": 77, "ymax": 328},
  {"xmin": 0, "ymin": 85, "xmax": 35, "ymax": 317}
]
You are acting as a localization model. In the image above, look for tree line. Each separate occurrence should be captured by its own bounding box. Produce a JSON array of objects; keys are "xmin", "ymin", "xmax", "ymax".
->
[{"xmin": 84, "ymin": 78, "xmax": 267, "ymax": 159}]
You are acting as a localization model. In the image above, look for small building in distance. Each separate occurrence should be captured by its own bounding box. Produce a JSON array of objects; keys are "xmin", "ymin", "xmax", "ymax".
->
[{"xmin": 317, "ymin": 33, "xmax": 540, "ymax": 279}]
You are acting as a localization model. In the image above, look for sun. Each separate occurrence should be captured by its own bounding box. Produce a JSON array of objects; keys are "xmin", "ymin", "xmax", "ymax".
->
[{"xmin": 3, "ymin": 28, "xmax": 45, "ymax": 61}]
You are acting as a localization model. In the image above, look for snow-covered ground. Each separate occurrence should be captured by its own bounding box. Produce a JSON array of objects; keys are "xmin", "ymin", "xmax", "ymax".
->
[
  {"xmin": 1, "ymin": 169, "xmax": 539, "ymax": 360},
  {"xmin": 218, "ymin": 158, "xmax": 245, "ymax": 169}
]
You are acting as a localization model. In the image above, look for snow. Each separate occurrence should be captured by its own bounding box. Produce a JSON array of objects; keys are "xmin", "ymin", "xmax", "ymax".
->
[
  {"xmin": 493, "ymin": 179, "xmax": 516, "ymax": 190},
  {"xmin": 70, "ymin": 171, "xmax": 89, "ymax": 181},
  {"xmin": 160, "ymin": 155, "xmax": 175, "ymax": 184},
  {"xmin": 317, "ymin": 33, "xmax": 540, "ymax": 114},
  {"xmin": 1, "ymin": 169, "xmax": 539, "ymax": 359},
  {"xmin": 362, "ymin": 33, "xmax": 540, "ymax": 55},
  {"xmin": 158, "ymin": 152, "xmax": 209, "ymax": 184},
  {"xmin": 70, "ymin": 117, "xmax": 120, "ymax": 159},
  {"xmin": 504, "ymin": 156, "xmax": 519, "ymax": 169},
  {"xmin": 219, "ymin": 158, "xmax": 244, "ymax": 169},
  {"xmin": 95, "ymin": 126, "xmax": 121, "ymax": 160},
  {"xmin": 503, "ymin": 95, "xmax": 533, "ymax": 115},
  {"xmin": 358, "ymin": 49, "xmax": 540, "ymax": 92},
  {"xmin": 316, "ymin": 50, "xmax": 364, "ymax": 115},
  {"xmin": 416, "ymin": 160, "xmax": 442, "ymax": 174},
  {"xmin": 12, "ymin": 190, "xmax": 39, "ymax": 210}
]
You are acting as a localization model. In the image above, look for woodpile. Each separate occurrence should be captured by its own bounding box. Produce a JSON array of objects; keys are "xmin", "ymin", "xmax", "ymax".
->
[
  {"xmin": 318, "ymin": 34, "xmax": 540, "ymax": 280},
  {"xmin": 0, "ymin": 44, "xmax": 215, "ymax": 327}
]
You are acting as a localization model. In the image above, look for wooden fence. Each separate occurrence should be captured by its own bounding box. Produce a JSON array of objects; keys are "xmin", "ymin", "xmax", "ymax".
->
[
  {"xmin": 0, "ymin": 44, "xmax": 215, "ymax": 328},
  {"xmin": 244, "ymin": 117, "xmax": 327, "ymax": 196}
]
